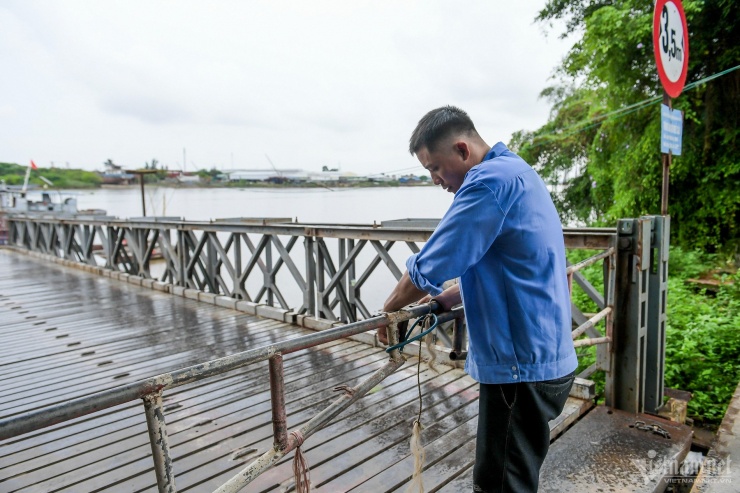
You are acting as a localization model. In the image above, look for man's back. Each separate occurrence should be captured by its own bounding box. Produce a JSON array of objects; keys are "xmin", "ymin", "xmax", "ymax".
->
[{"xmin": 450, "ymin": 142, "xmax": 575, "ymax": 383}]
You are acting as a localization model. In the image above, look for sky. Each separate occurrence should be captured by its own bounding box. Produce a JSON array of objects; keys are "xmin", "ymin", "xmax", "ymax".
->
[{"xmin": 0, "ymin": 1, "xmax": 573, "ymax": 176}]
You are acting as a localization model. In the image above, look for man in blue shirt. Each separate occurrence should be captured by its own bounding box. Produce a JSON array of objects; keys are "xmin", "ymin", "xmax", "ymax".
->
[{"xmin": 382, "ymin": 106, "xmax": 577, "ymax": 492}]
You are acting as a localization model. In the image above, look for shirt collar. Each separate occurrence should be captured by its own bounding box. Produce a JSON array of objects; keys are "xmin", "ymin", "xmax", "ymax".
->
[{"xmin": 482, "ymin": 142, "xmax": 508, "ymax": 163}]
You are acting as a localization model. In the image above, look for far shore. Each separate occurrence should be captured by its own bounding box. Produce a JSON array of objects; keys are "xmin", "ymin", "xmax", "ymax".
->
[{"xmin": 95, "ymin": 180, "xmax": 434, "ymax": 190}]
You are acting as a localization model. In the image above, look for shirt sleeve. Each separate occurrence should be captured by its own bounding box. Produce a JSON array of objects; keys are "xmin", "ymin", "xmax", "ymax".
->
[{"xmin": 406, "ymin": 181, "xmax": 505, "ymax": 294}]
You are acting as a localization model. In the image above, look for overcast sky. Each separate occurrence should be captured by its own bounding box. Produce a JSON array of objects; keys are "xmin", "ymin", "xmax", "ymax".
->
[{"xmin": 1, "ymin": 1, "xmax": 572, "ymax": 176}]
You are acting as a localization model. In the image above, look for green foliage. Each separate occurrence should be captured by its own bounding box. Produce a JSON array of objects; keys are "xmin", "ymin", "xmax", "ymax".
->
[
  {"xmin": 663, "ymin": 248, "xmax": 740, "ymax": 424},
  {"xmin": 572, "ymin": 246, "xmax": 740, "ymax": 424},
  {"xmin": 512, "ymin": 0, "xmax": 740, "ymax": 253},
  {"xmin": 567, "ymin": 249, "xmax": 605, "ymax": 314},
  {"xmin": 0, "ymin": 162, "xmax": 101, "ymax": 188}
]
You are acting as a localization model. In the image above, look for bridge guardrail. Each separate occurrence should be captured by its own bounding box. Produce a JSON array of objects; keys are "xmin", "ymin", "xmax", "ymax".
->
[
  {"xmin": 3, "ymin": 213, "xmax": 671, "ymax": 489},
  {"xmin": 0, "ymin": 302, "xmax": 461, "ymax": 492}
]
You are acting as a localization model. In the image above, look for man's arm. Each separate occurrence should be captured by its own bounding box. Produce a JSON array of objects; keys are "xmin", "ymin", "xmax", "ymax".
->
[
  {"xmin": 428, "ymin": 283, "xmax": 461, "ymax": 311},
  {"xmin": 383, "ymin": 271, "xmax": 426, "ymax": 313},
  {"xmin": 378, "ymin": 271, "xmax": 426, "ymax": 345},
  {"xmin": 379, "ymin": 273, "xmax": 462, "ymax": 345}
]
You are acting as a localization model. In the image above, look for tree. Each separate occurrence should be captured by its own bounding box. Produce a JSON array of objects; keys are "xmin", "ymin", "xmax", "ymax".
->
[{"xmin": 511, "ymin": 0, "xmax": 739, "ymax": 253}]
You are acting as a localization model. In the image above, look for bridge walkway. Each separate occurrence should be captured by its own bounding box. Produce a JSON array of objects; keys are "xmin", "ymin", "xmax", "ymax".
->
[
  {"xmin": 0, "ymin": 250, "xmax": 483, "ymax": 492},
  {"xmin": 0, "ymin": 249, "xmax": 692, "ymax": 492}
]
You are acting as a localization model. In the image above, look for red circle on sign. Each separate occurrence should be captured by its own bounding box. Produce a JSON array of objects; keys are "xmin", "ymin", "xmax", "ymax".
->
[{"xmin": 653, "ymin": 0, "xmax": 690, "ymax": 97}]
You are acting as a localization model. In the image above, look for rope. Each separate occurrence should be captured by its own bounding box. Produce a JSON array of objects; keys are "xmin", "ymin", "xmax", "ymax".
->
[
  {"xmin": 415, "ymin": 324, "xmax": 424, "ymax": 424},
  {"xmin": 405, "ymin": 321, "xmax": 426, "ymax": 493},
  {"xmin": 291, "ymin": 430, "xmax": 311, "ymax": 493},
  {"xmin": 382, "ymin": 306, "xmax": 441, "ymax": 492},
  {"xmin": 385, "ymin": 313, "xmax": 439, "ymax": 354},
  {"xmin": 424, "ymin": 321, "xmax": 439, "ymax": 374}
]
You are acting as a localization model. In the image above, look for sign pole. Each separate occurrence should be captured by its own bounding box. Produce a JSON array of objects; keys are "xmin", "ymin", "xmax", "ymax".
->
[
  {"xmin": 661, "ymin": 91, "xmax": 672, "ymax": 216},
  {"xmin": 653, "ymin": 0, "xmax": 689, "ymax": 217}
]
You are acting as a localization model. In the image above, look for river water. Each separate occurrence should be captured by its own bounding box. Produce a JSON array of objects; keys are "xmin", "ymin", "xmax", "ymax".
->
[{"xmin": 73, "ymin": 185, "xmax": 454, "ymax": 224}]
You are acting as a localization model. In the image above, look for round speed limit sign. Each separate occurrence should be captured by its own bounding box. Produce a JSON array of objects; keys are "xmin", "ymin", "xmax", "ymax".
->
[{"xmin": 653, "ymin": 0, "xmax": 690, "ymax": 97}]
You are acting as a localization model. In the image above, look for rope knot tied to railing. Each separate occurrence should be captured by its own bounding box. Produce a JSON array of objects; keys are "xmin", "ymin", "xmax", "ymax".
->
[
  {"xmin": 385, "ymin": 313, "xmax": 439, "ymax": 354},
  {"xmin": 290, "ymin": 430, "xmax": 311, "ymax": 493}
]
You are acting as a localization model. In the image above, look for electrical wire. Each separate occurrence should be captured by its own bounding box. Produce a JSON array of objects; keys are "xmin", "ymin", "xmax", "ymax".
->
[{"xmin": 527, "ymin": 64, "xmax": 740, "ymax": 147}]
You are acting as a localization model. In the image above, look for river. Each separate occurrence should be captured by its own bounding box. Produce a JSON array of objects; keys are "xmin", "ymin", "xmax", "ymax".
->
[{"xmin": 73, "ymin": 185, "xmax": 454, "ymax": 224}]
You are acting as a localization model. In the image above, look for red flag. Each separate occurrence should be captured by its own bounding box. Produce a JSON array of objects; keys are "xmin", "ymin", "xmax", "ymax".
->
[{"xmin": 30, "ymin": 160, "xmax": 38, "ymax": 170}]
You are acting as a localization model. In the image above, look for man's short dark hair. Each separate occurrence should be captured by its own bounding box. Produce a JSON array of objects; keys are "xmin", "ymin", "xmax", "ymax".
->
[{"xmin": 409, "ymin": 105, "xmax": 477, "ymax": 155}]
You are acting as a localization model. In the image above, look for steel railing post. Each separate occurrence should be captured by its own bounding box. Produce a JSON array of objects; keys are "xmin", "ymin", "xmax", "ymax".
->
[
  {"xmin": 316, "ymin": 239, "xmax": 327, "ymax": 318},
  {"xmin": 645, "ymin": 215, "xmax": 670, "ymax": 413},
  {"xmin": 177, "ymin": 229, "xmax": 186, "ymax": 287},
  {"xmin": 610, "ymin": 218, "xmax": 651, "ymax": 413},
  {"xmin": 600, "ymin": 247, "xmax": 617, "ymax": 405},
  {"xmin": 206, "ymin": 231, "xmax": 217, "ymax": 293},
  {"xmin": 143, "ymin": 392, "xmax": 177, "ymax": 493},
  {"xmin": 347, "ymin": 238, "xmax": 358, "ymax": 322},
  {"xmin": 339, "ymin": 238, "xmax": 347, "ymax": 322},
  {"xmin": 304, "ymin": 236, "xmax": 315, "ymax": 316},
  {"xmin": 268, "ymin": 354, "xmax": 288, "ymax": 451}
]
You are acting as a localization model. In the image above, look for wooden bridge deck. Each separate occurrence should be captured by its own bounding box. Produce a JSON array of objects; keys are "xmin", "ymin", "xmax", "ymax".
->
[
  {"xmin": 0, "ymin": 249, "xmax": 486, "ymax": 492},
  {"xmin": 2, "ymin": 248, "xmax": 693, "ymax": 493}
]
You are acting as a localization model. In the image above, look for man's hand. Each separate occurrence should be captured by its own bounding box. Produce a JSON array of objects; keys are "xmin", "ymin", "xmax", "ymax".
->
[
  {"xmin": 378, "ymin": 325, "xmax": 389, "ymax": 345},
  {"xmin": 432, "ymin": 284, "xmax": 462, "ymax": 311},
  {"xmin": 379, "ymin": 271, "xmax": 426, "ymax": 345},
  {"xmin": 378, "ymin": 274, "xmax": 463, "ymax": 345},
  {"xmin": 417, "ymin": 293, "xmax": 433, "ymax": 304}
]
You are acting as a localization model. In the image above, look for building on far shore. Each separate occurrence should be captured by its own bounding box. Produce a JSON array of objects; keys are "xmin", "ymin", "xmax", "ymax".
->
[{"xmin": 227, "ymin": 169, "xmax": 374, "ymax": 184}]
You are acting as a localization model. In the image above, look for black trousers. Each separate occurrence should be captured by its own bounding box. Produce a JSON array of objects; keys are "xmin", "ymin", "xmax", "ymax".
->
[{"xmin": 473, "ymin": 372, "xmax": 575, "ymax": 493}]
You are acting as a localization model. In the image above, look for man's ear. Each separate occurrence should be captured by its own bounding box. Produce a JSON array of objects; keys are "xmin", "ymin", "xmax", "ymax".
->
[{"xmin": 455, "ymin": 141, "xmax": 470, "ymax": 161}]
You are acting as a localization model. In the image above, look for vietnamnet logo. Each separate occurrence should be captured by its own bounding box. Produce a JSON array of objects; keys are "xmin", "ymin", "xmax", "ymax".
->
[{"xmin": 631, "ymin": 449, "xmax": 733, "ymax": 486}]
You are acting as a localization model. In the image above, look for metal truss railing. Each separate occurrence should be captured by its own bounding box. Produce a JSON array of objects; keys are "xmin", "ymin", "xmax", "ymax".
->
[
  {"xmin": 562, "ymin": 215, "xmax": 671, "ymax": 416},
  {"xmin": 0, "ymin": 303, "xmax": 462, "ymax": 493},
  {"xmin": 7, "ymin": 217, "xmax": 434, "ymax": 322},
  {"xmin": 6, "ymin": 215, "xmax": 617, "ymax": 353},
  {"xmin": 566, "ymin": 247, "xmax": 616, "ymax": 399}
]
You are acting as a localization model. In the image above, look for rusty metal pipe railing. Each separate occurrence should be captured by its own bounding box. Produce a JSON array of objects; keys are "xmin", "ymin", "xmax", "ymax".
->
[
  {"xmin": 573, "ymin": 336, "xmax": 611, "ymax": 348},
  {"xmin": 143, "ymin": 392, "xmax": 176, "ymax": 493},
  {"xmin": 214, "ymin": 324, "xmax": 407, "ymax": 493},
  {"xmin": 566, "ymin": 247, "xmax": 615, "ymax": 275},
  {"xmin": 268, "ymin": 354, "xmax": 288, "ymax": 452},
  {"xmin": 450, "ymin": 317, "xmax": 468, "ymax": 361},
  {"xmin": 571, "ymin": 307, "xmax": 612, "ymax": 340},
  {"xmin": 0, "ymin": 303, "xmax": 459, "ymax": 492},
  {"xmin": 0, "ymin": 302, "xmax": 458, "ymax": 441}
]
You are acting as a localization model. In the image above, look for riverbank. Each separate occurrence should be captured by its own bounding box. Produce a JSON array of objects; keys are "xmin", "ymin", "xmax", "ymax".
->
[
  {"xmin": 100, "ymin": 180, "xmax": 434, "ymax": 190},
  {"xmin": 1, "ymin": 162, "xmax": 432, "ymax": 190}
]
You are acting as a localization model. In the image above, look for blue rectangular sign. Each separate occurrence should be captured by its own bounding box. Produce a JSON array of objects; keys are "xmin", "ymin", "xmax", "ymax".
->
[{"xmin": 661, "ymin": 104, "xmax": 683, "ymax": 155}]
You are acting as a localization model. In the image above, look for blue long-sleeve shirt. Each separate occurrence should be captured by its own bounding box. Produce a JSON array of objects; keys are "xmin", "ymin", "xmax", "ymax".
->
[{"xmin": 406, "ymin": 142, "xmax": 578, "ymax": 384}]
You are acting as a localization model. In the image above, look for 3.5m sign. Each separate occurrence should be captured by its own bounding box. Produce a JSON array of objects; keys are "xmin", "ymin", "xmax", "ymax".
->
[{"xmin": 653, "ymin": 0, "xmax": 690, "ymax": 97}]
